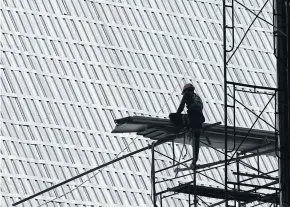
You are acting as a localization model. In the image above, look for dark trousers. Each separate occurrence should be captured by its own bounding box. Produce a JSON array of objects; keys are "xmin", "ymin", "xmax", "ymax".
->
[
  {"xmin": 169, "ymin": 112, "xmax": 202, "ymax": 163},
  {"xmin": 192, "ymin": 130, "xmax": 200, "ymax": 162}
]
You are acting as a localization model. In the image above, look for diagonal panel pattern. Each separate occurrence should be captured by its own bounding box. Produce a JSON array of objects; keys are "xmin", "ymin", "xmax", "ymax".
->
[{"xmin": 1, "ymin": 0, "xmax": 278, "ymax": 206}]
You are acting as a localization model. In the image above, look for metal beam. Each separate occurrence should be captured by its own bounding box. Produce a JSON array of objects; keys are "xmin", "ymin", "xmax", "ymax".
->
[
  {"xmin": 276, "ymin": 0, "xmax": 290, "ymax": 205},
  {"xmin": 197, "ymin": 148, "xmax": 275, "ymax": 170},
  {"xmin": 248, "ymin": 180, "xmax": 280, "ymax": 193},
  {"xmin": 228, "ymin": 181, "xmax": 280, "ymax": 191},
  {"xmin": 232, "ymin": 172, "xmax": 279, "ymax": 181},
  {"xmin": 240, "ymin": 169, "xmax": 278, "ymax": 183}
]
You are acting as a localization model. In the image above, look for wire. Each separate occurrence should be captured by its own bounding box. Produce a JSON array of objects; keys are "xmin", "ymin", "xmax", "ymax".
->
[
  {"xmin": 174, "ymin": 130, "xmax": 185, "ymax": 177},
  {"xmin": 37, "ymin": 136, "xmax": 139, "ymax": 206},
  {"xmin": 174, "ymin": 128, "xmax": 193, "ymax": 177},
  {"xmin": 149, "ymin": 26, "xmax": 213, "ymax": 204},
  {"xmin": 36, "ymin": 78, "xmax": 186, "ymax": 206},
  {"xmin": 36, "ymin": 16, "xmax": 214, "ymax": 207}
]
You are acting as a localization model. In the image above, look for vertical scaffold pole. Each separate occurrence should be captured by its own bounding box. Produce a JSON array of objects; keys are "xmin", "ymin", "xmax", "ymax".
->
[
  {"xmin": 287, "ymin": 1, "xmax": 290, "ymax": 204},
  {"xmin": 192, "ymin": 134, "xmax": 197, "ymax": 207},
  {"xmin": 188, "ymin": 189, "xmax": 191, "ymax": 207},
  {"xmin": 276, "ymin": 0, "xmax": 290, "ymax": 205},
  {"xmin": 172, "ymin": 139, "xmax": 175, "ymax": 166},
  {"xmin": 223, "ymin": 0, "xmax": 229, "ymax": 205},
  {"xmin": 151, "ymin": 143, "xmax": 157, "ymax": 207}
]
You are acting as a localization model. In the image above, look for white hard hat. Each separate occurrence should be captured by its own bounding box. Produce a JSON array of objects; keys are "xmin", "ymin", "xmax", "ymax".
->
[{"xmin": 182, "ymin": 83, "xmax": 195, "ymax": 95}]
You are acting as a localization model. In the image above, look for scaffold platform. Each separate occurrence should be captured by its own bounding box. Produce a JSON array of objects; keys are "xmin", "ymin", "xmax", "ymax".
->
[
  {"xmin": 112, "ymin": 116, "xmax": 280, "ymax": 206},
  {"xmin": 112, "ymin": 116, "xmax": 276, "ymax": 154}
]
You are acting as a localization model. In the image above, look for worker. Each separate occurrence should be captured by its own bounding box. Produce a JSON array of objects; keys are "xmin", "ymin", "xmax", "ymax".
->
[{"xmin": 169, "ymin": 83, "xmax": 205, "ymax": 166}]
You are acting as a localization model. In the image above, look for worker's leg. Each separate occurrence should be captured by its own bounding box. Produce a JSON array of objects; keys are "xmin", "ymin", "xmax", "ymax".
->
[
  {"xmin": 188, "ymin": 111, "xmax": 202, "ymax": 167},
  {"xmin": 193, "ymin": 131, "xmax": 201, "ymax": 162},
  {"xmin": 190, "ymin": 130, "xmax": 200, "ymax": 169},
  {"xmin": 191, "ymin": 131, "xmax": 196, "ymax": 167}
]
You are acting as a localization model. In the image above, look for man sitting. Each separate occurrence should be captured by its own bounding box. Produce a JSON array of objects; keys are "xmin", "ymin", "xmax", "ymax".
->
[{"xmin": 169, "ymin": 83, "xmax": 205, "ymax": 167}]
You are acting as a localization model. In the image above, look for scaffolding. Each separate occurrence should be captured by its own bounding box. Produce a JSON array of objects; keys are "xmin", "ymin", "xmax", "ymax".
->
[
  {"xmin": 150, "ymin": 0, "xmax": 289, "ymax": 206},
  {"xmin": 12, "ymin": 0, "xmax": 289, "ymax": 206},
  {"xmin": 150, "ymin": 120, "xmax": 280, "ymax": 207},
  {"xmin": 224, "ymin": 0, "xmax": 289, "ymax": 205}
]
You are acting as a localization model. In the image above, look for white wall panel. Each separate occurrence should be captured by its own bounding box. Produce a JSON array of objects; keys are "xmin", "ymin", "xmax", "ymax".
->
[{"xmin": 1, "ymin": 0, "xmax": 278, "ymax": 206}]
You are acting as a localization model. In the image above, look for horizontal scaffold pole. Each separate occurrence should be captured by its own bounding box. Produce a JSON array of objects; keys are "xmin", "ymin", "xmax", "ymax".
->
[{"xmin": 197, "ymin": 148, "xmax": 275, "ymax": 170}]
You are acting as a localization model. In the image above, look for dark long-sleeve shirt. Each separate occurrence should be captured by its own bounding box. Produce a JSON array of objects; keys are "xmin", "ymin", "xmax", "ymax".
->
[{"xmin": 177, "ymin": 92, "xmax": 203, "ymax": 114}]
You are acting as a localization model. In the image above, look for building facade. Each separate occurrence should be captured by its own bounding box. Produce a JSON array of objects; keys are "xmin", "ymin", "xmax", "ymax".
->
[{"xmin": 1, "ymin": 0, "xmax": 278, "ymax": 206}]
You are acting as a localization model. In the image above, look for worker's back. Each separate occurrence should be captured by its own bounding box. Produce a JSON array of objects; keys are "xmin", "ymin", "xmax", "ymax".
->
[{"xmin": 186, "ymin": 91, "xmax": 203, "ymax": 113}]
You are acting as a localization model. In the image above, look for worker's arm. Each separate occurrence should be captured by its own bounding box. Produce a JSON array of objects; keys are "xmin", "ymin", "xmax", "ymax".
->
[{"xmin": 177, "ymin": 95, "xmax": 186, "ymax": 114}]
